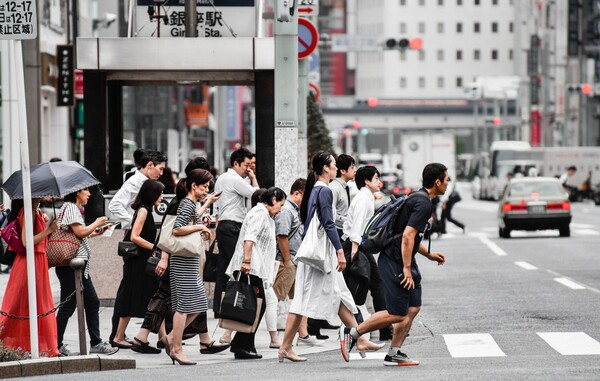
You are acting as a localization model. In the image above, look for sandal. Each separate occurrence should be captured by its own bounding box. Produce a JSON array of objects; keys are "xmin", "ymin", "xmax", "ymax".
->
[
  {"xmin": 200, "ymin": 340, "xmax": 230, "ymax": 354},
  {"xmin": 131, "ymin": 337, "xmax": 161, "ymax": 354}
]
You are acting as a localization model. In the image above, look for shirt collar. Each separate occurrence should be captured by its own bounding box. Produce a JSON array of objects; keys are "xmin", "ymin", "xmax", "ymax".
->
[
  {"xmin": 335, "ymin": 177, "xmax": 348, "ymax": 187},
  {"xmin": 359, "ymin": 186, "xmax": 375, "ymax": 200},
  {"xmin": 227, "ymin": 167, "xmax": 243, "ymax": 179},
  {"xmin": 286, "ymin": 199, "xmax": 300, "ymax": 211}
]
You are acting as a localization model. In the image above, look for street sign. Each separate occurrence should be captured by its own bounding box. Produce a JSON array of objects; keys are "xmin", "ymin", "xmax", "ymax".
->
[
  {"xmin": 298, "ymin": 18, "xmax": 318, "ymax": 59},
  {"xmin": 298, "ymin": 0, "xmax": 319, "ymax": 16},
  {"xmin": 0, "ymin": 0, "xmax": 37, "ymax": 40},
  {"xmin": 277, "ymin": 120, "xmax": 296, "ymax": 127},
  {"xmin": 330, "ymin": 34, "xmax": 379, "ymax": 53},
  {"xmin": 57, "ymin": 45, "xmax": 74, "ymax": 107}
]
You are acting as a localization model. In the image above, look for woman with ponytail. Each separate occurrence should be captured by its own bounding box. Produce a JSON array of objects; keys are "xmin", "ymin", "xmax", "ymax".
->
[
  {"xmin": 225, "ymin": 186, "xmax": 286, "ymax": 359},
  {"xmin": 278, "ymin": 152, "xmax": 383, "ymax": 363}
]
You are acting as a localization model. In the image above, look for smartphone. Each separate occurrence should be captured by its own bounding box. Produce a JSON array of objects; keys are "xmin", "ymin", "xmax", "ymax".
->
[
  {"xmin": 214, "ymin": 192, "xmax": 222, "ymax": 197},
  {"xmin": 96, "ymin": 222, "xmax": 120, "ymax": 231}
]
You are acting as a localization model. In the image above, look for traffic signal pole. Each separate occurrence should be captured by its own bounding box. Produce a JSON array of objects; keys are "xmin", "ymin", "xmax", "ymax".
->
[{"xmin": 298, "ymin": 58, "xmax": 308, "ymax": 176}]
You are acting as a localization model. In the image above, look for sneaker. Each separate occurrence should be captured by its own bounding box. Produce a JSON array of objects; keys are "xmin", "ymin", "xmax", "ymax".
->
[
  {"xmin": 90, "ymin": 342, "xmax": 119, "ymax": 355},
  {"xmin": 383, "ymin": 351, "xmax": 420, "ymax": 366},
  {"xmin": 339, "ymin": 327, "xmax": 356, "ymax": 362},
  {"xmin": 59, "ymin": 344, "xmax": 79, "ymax": 357},
  {"xmin": 297, "ymin": 335, "xmax": 325, "ymax": 346}
]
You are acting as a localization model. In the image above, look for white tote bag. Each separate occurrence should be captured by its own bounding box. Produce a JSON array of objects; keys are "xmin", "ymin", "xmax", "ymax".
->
[
  {"xmin": 295, "ymin": 214, "xmax": 332, "ymax": 274},
  {"xmin": 157, "ymin": 214, "xmax": 203, "ymax": 258}
]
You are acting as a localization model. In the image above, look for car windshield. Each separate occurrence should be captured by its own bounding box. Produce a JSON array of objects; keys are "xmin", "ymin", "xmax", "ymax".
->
[{"xmin": 509, "ymin": 181, "xmax": 564, "ymax": 197}]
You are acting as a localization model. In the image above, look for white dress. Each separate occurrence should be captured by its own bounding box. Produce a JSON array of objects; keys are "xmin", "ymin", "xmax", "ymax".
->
[{"xmin": 289, "ymin": 182, "xmax": 358, "ymax": 322}]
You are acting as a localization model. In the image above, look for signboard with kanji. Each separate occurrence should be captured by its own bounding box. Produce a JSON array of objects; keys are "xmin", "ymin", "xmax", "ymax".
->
[
  {"xmin": 57, "ymin": 45, "xmax": 74, "ymax": 106},
  {"xmin": 0, "ymin": 0, "xmax": 37, "ymax": 40}
]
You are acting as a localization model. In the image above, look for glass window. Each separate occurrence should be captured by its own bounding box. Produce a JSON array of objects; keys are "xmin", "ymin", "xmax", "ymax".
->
[
  {"xmin": 400, "ymin": 77, "xmax": 407, "ymax": 88},
  {"xmin": 474, "ymin": 0, "xmax": 480, "ymax": 4},
  {"xmin": 456, "ymin": 50, "xmax": 463, "ymax": 60},
  {"xmin": 509, "ymin": 22, "xmax": 513, "ymax": 32},
  {"xmin": 419, "ymin": 77, "xmax": 426, "ymax": 88},
  {"xmin": 474, "ymin": 49, "xmax": 481, "ymax": 60},
  {"xmin": 400, "ymin": 0, "xmax": 406, "ymax": 5},
  {"xmin": 492, "ymin": 22, "xmax": 498, "ymax": 33},
  {"xmin": 419, "ymin": 0, "xmax": 425, "ymax": 5},
  {"xmin": 457, "ymin": 23, "xmax": 463, "ymax": 33},
  {"xmin": 509, "ymin": 49, "xmax": 513, "ymax": 60},
  {"xmin": 437, "ymin": 22, "xmax": 444, "ymax": 33},
  {"xmin": 419, "ymin": 22, "xmax": 426, "ymax": 33},
  {"xmin": 419, "ymin": 50, "xmax": 426, "ymax": 61},
  {"xmin": 456, "ymin": 77, "xmax": 463, "ymax": 87},
  {"xmin": 439, "ymin": 0, "xmax": 444, "ymax": 4},
  {"xmin": 457, "ymin": 0, "xmax": 463, "ymax": 4},
  {"xmin": 437, "ymin": 49, "xmax": 444, "ymax": 61},
  {"xmin": 400, "ymin": 22, "xmax": 407, "ymax": 33},
  {"xmin": 474, "ymin": 22, "xmax": 480, "ymax": 33},
  {"xmin": 493, "ymin": 0, "xmax": 498, "ymax": 4},
  {"xmin": 492, "ymin": 50, "xmax": 498, "ymax": 60},
  {"xmin": 437, "ymin": 77, "xmax": 445, "ymax": 88}
]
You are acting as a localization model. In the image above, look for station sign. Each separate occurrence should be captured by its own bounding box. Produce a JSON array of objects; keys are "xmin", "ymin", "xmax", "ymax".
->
[
  {"xmin": 136, "ymin": 0, "xmax": 255, "ymax": 38},
  {"xmin": 0, "ymin": 0, "xmax": 37, "ymax": 40}
]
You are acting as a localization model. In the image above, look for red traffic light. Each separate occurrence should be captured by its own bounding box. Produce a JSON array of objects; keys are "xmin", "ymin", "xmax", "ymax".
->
[
  {"xmin": 492, "ymin": 117, "xmax": 502, "ymax": 126},
  {"xmin": 367, "ymin": 97, "xmax": 378, "ymax": 107},
  {"xmin": 343, "ymin": 129, "xmax": 352, "ymax": 137},
  {"xmin": 409, "ymin": 37, "xmax": 423, "ymax": 50},
  {"xmin": 581, "ymin": 83, "xmax": 592, "ymax": 95},
  {"xmin": 352, "ymin": 120, "xmax": 361, "ymax": 129}
]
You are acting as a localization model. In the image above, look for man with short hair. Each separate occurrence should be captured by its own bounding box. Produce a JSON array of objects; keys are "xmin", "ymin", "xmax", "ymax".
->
[
  {"xmin": 342, "ymin": 163, "xmax": 447, "ymax": 367},
  {"xmin": 213, "ymin": 148, "xmax": 259, "ymax": 327},
  {"xmin": 330, "ymin": 154, "xmax": 357, "ymax": 238},
  {"xmin": 108, "ymin": 149, "xmax": 167, "ymax": 229}
]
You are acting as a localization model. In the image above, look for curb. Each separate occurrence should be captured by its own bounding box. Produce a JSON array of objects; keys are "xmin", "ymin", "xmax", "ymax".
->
[{"xmin": 0, "ymin": 355, "xmax": 135, "ymax": 379}]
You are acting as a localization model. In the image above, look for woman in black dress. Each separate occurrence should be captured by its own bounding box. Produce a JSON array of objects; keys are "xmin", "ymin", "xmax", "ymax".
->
[{"xmin": 111, "ymin": 180, "xmax": 164, "ymax": 348}]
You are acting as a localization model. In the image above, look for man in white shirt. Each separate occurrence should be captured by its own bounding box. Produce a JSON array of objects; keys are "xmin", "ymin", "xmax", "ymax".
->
[
  {"xmin": 330, "ymin": 154, "xmax": 356, "ymax": 238},
  {"xmin": 342, "ymin": 166, "xmax": 392, "ymax": 340},
  {"xmin": 108, "ymin": 150, "xmax": 167, "ymax": 229},
  {"xmin": 213, "ymin": 148, "xmax": 259, "ymax": 325}
]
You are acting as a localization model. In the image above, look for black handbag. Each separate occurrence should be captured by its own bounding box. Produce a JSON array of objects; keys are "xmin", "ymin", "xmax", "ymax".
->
[
  {"xmin": 203, "ymin": 241, "xmax": 217, "ymax": 282},
  {"xmin": 117, "ymin": 240, "xmax": 138, "ymax": 260},
  {"xmin": 219, "ymin": 274, "xmax": 258, "ymax": 326},
  {"xmin": 145, "ymin": 248, "xmax": 161, "ymax": 278}
]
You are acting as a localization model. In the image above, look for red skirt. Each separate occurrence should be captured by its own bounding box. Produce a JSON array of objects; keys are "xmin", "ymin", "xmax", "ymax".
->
[{"xmin": 0, "ymin": 251, "xmax": 59, "ymax": 357}]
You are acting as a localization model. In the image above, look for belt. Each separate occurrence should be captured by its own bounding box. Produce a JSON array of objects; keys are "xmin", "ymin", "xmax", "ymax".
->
[{"xmin": 219, "ymin": 220, "xmax": 242, "ymax": 226}]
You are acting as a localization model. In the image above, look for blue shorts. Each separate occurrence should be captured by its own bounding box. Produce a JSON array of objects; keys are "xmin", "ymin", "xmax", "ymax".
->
[{"xmin": 378, "ymin": 253, "xmax": 422, "ymax": 316}]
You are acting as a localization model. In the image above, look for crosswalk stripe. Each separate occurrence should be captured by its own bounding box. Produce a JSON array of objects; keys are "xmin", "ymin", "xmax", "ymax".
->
[
  {"xmin": 479, "ymin": 237, "xmax": 508, "ymax": 256},
  {"xmin": 537, "ymin": 332, "xmax": 600, "ymax": 355},
  {"xmin": 554, "ymin": 277, "xmax": 586, "ymax": 290},
  {"xmin": 443, "ymin": 333, "xmax": 506, "ymax": 358},
  {"xmin": 515, "ymin": 261, "xmax": 538, "ymax": 270}
]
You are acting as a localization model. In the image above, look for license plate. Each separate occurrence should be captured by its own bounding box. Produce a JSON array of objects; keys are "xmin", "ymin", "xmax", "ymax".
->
[{"xmin": 528, "ymin": 205, "xmax": 546, "ymax": 213}]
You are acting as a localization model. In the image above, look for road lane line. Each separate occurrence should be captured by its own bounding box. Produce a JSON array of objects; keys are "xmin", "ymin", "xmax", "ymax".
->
[
  {"xmin": 443, "ymin": 334, "xmax": 506, "ymax": 358},
  {"xmin": 478, "ymin": 236, "xmax": 507, "ymax": 256},
  {"xmin": 546, "ymin": 270, "xmax": 600, "ymax": 294},
  {"xmin": 554, "ymin": 277, "xmax": 586, "ymax": 290},
  {"xmin": 538, "ymin": 332, "xmax": 600, "ymax": 355},
  {"xmin": 514, "ymin": 261, "xmax": 538, "ymax": 270}
]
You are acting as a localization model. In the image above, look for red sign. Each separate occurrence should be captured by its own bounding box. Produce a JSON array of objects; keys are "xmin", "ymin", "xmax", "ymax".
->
[
  {"xmin": 298, "ymin": 18, "xmax": 318, "ymax": 59},
  {"xmin": 530, "ymin": 110, "xmax": 541, "ymax": 147},
  {"xmin": 74, "ymin": 70, "xmax": 84, "ymax": 98}
]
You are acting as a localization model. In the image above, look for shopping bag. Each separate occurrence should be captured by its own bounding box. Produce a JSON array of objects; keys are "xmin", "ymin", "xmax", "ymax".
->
[
  {"xmin": 295, "ymin": 214, "xmax": 332, "ymax": 273},
  {"xmin": 219, "ymin": 275, "xmax": 259, "ymax": 325}
]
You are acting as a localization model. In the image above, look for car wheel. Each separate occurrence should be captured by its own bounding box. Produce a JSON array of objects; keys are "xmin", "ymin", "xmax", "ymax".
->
[
  {"xmin": 559, "ymin": 225, "xmax": 570, "ymax": 237},
  {"xmin": 499, "ymin": 227, "xmax": 510, "ymax": 238}
]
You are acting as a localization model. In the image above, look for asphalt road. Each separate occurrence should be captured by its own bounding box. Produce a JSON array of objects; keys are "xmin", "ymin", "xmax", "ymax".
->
[{"xmin": 20, "ymin": 183, "xmax": 600, "ymax": 380}]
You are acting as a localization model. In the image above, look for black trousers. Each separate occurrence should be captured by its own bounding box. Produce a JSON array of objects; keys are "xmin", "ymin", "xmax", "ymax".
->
[
  {"xmin": 214, "ymin": 221, "xmax": 242, "ymax": 317},
  {"xmin": 355, "ymin": 252, "xmax": 387, "ymax": 325},
  {"xmin": 230, "ymin": 273, "xmax": 266, "ymax": 354},
  {"xmin": 441, "ymin": 202, "xmax": 465, "ymax": 233}
]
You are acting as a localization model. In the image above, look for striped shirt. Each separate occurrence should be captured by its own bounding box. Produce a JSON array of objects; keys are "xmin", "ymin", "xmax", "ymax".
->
[{"xmin": 59, "ymin": 202, "xmax": 91, "ymax": 278}]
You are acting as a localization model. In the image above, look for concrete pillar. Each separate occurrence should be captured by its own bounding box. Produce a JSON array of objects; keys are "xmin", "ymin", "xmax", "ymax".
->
[{"xmin": 255, "ymin": 71, "xmax": 275, "ymax": 188}]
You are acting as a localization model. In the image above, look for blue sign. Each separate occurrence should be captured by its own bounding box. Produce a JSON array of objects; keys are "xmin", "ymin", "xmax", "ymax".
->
[
  {"xmin": 309, "ymin": 52, "xmax": 320, "ymax": 72},
  {"xmin": 225, "ymin": 86, "xmax": 239, "ymax": 141}
]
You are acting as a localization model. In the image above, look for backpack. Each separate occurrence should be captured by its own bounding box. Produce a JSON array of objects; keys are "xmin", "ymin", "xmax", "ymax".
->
[{"xmin": 360, "ymin": 190, "xmax": 429, "ymax": 255}]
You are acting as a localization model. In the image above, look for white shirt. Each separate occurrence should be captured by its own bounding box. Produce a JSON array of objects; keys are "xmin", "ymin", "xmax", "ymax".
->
[
  {"xmin": 343, "ymin": 187, "xmax": 375, "ymax": 244},
  {"xmin": 226, "ymin": 203, "xmax": 277, "ymax": 286},
  {"xmin": 214, "ymin": 168, "xmax": 257, "ymax": 223},
  {"xmin": 108, "ymin": 170, "xmax": 148, "ymax": 229},
  {"xmin": 330, "ymin": 177, "xmax": 350, "ymax": 230}
]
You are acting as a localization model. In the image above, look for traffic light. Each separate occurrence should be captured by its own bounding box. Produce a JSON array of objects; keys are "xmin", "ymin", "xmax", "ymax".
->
[
  {"xmin": 385, "ymin": 37, "xmax": 423, "ymax": 50},
  {"xmin": 360, "ymin": 128, "xmax": 369, "ymax": 136},
  {"xmin": 568, "ymin": 83, "xmax": 594, "ymax": 96}
]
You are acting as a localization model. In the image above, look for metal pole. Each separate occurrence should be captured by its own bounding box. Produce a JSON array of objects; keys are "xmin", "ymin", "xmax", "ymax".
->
[
  {"xmin": 185, "ymin": 0, "xmax": 198, "ymax": 37},
  {"xmin": 13, "ymin": 39, "xmax": 39, "ymax": 359},
  {"xmin": 70, "ymin": 258, "xmax": 87, "ymax": 355},
  {"xmin": 473, "ymin": 100, "xmax": 479, "ymax": 154},
  {"xmin": 298, "ymin": 59, "xmax": 308, "ymax": 177},
  {"xmin": 482, "ymin": 99, "xmax": 489, "ymax": 152},
  {"xmin": 493, "ymin": 98, "xmax": 501, "ymax": 142}
]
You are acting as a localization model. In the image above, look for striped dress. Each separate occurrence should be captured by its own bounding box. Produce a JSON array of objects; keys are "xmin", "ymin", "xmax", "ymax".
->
[{"xmin": 170, "ymin": 197, "xmax": 208, "ymax": 314}]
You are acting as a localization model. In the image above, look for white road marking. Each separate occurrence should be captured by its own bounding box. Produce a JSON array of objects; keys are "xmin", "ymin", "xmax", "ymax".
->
[
  {"xmin": 554, "ymin": 277, "xmax": 586, "ymax": 290},
  {"xmin": 478, "ymin": 236, "xmax": 508, "ymax": 256},
  {"xmin": 514, "ymin": 261, "xmax": 538, "ymax": 270},
  {"xmin": 443, "ymin": 333, "xmax": 506, "ymax": 358},
  {"xmin": 349, "ymin": 352, "xmax": 387, "ymax": 360},
  {"xmin": 538, "ymin": 332, "xmax": 600, "ymax": 355}
]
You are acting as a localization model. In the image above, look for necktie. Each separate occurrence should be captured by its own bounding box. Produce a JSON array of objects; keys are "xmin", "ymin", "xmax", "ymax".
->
[{"xmin": 345, "ymin": 185, "xmax": 351, "ymax": 205}]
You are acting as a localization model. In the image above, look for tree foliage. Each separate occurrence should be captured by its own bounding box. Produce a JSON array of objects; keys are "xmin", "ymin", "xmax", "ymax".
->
[{"xmin": 307, "ymin": 93, "xmax": 334, "ymax": 165}]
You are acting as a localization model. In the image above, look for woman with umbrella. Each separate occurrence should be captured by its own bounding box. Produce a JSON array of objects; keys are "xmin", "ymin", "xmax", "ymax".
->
[{"xmin": 0, "ymin": 197, "xmax": 60, "ymax": 356}]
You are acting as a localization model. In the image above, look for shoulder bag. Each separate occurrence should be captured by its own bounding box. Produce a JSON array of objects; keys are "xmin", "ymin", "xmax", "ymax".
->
[
  {"xmin": 1, "ymin": 219, "xmax": 26, "ymax": 256},
  {"xmin": 118, "ymin": 211, "xmax": 139, "ymax": 261},
  {"xmin": 295, "ymin": 188, "xmax": 332, "ymax": 273},
  {"xmin": 218, "ymin": 273, "xmax": 264, "ymax": 333},
  {"xmin": 157, "ymin": 214, "xmax": 204, "ymax": 258},
  {"xmin": 47, "ymin": 207, "xmax": 82, "ymax": 268}
]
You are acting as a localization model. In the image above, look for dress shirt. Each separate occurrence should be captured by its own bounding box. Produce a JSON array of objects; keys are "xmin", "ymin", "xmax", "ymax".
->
[
  {"xmin": 214, "ymin": 168, "xmax": 257, "ymax": 223},
  {"xmin": 343, "ymin": 187, "xmax": 375, "ymax": 244},
  {"xmin": 274, "ymin": 199, "xmax": 303, "ymax": 260},
  {"xmin": 329, "ymin": 177, "xmax": 350, "ymax": 230},
  {"xmin": 226, "ymin": 203, "xmax": 277, "ymax": 287},
  {"xmin": 108, "ymin": 170, "xmax": 148, "ymax": 229}
]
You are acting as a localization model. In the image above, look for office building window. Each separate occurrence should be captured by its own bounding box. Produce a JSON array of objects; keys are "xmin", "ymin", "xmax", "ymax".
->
[
  {"xmin": 400, "ymin": 77, "xmax": 407, "ymax": 88},
  {"xmin": 474, "ymin": 22, "xmax": 480, "ymax": 33},
  {"xmin": 493, "ymin": 0, "xmax": 498, "ymax": 4},
  {"xmin": 419, "ymin": 0, "xmax": 425, "ymax": 5},
  {"xmin": 492, "ymin": 22, "xmax": 498, "ymax": 33},
  {"xmin": 474, "ymin": 49, "xmax": 480, "ymax": 60},
  {"xmin": 437, "ymin": 49, "xmax": 444, "ymax": 61},
  {"xmin": 419, "ymin": 50, "xmax": 426, "ymax": 61},
  {"xmin": 437, "ymin": 22, "xmax": 444, "ymax": 33},
  {"xmin": 400, "ymin": 22, "xmax": 407, "ymax": 33},
  {"xmin": 474, "ymin": 0, "xmax": 480, "ymax": 4},
  {"xmin": 491, "ymin": 49, "xmax": 498, "ymax": 60},
  {"xmin": 456, "ymin": 77, "xmax": 463, "ymax": 87},
  {"xmin": 456, "ymin": 50, "xmax": 463, "ymax": 60},
  {"xmin": 400, "ymin": 0, "xmax": 406, "ymax": 5},
  {"xmin": 457, "ymin": 0, "xmax": 462, "ymax": 4},
  {"xmin": 419, "ymin": 77, "xmax": 426, "ymax": 88},
  {"xmin": 509, "ymin": 49, "xmax": 513, "ymax": 60},
  {"xmin": 419, "ymin": 22, "xmax": 426, "ymax": 33},
  {"xmin": 457, "ymin": 22, "xmax": 463, "ymax": 33},
  {"xmin": 439, "ymin": 0, "xmax": 444, "ymax": 4},
  {"xmin": 509, "ymin": 22, "xmax": 513, "ymax": 32},
  {"xmin": 437, "ymin": 77, "xmax": 445, "ymax": 88}
]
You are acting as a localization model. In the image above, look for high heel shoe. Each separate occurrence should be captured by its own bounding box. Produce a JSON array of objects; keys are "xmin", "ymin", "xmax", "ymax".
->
[
  {"xmin": 170, "ymin": 352, "xmax": 196, "ymax": 365},
  {"xmin": 160, "ymin": 336, "xmax": 171, "ymax": 357},
  {"xmin": 357, "ymin": 341, "xmax": 385, "ymax": 358},
  {"xmin": 277, "ymin": 349, "xmax": 307, "ymax": 363}
]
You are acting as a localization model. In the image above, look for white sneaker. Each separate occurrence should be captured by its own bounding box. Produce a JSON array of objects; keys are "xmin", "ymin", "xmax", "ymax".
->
[
  {"xmin": 59, "ymin": 344, "xmax": 79, "ymax": 357},
  {"xmin": 297, "ymin": 335, "xmax": 325, "ymax": 346},
  {"xmin": 90, "ymin": 342, "xmax": 119, "ymax": 355}
]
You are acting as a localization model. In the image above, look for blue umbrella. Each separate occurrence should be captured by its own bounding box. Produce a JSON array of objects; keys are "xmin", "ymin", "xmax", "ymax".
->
[{"xmin": 1, "ymin": 161, "xmax": 100, "ymax": 199}]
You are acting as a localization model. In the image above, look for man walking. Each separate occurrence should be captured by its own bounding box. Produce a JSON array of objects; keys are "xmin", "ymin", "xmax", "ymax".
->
[
  {"xmin": 213, "ymin": 148, "xmax": 259, "ymax": 328},
  {"xmin": 329, "ymin": 154, "xmax": 356, "ymax": 238},
  {"xmin": 341, "ymin": 163, "xmax": 447, "ymax": 366}
]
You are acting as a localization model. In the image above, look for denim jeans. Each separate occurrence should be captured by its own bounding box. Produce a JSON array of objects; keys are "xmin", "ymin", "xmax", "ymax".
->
[{"xmin": 55, "ymin": 266, "xmax": 102, "ymax": 347}]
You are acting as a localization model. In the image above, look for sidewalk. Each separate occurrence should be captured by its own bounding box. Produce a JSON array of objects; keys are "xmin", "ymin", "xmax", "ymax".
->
[{"xmin": 0, "ymin": 270, "xmax": 341, "ymax": 368}]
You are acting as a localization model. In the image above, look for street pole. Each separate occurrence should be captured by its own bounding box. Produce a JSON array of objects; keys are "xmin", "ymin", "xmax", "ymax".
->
[
  {"xmin": 185, "ymin": 0, "xmax": 198, "ymax": 37},
  {"xmin": 482, "ymin": 99, "xmax": 489, "ymax": 152},
  {"xmin": 298, "ymin": 59, "xmax": 308, "ymax": 177},
  {"xmin": 70, "ymin": 258, "xmax": 87, "ymax": 355},
  {"xmin": 473, "ymin": 100, "xmax": 479, "ymax": 154},
  {"xmin": 274, "ymin": 1, "xmax": 299, "ymax": 192}
]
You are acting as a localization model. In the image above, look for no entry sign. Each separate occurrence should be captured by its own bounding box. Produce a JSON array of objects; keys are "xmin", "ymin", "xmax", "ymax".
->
[{"xmin": 298, "ymin": 18, "xmax": 318, "ymax": 59}]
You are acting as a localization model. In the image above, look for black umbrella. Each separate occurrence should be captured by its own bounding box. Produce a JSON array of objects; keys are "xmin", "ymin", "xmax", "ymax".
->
[{"xmin": 1, "ymin": 161, "xmax": 100, "ymax": 199}]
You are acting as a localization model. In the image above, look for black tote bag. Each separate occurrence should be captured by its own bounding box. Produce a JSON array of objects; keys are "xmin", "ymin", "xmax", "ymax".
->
[{"xmin": 219, "ymin": 274, "xmax": 258, "ymax": 326}]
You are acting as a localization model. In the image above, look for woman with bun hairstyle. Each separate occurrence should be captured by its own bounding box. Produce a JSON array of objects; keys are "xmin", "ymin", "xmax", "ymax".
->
[{"xmin": 225, "ymin": 186, "xmax": 286, "ymax": 360}]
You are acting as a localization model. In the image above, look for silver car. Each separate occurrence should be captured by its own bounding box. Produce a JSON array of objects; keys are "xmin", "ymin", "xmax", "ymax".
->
[{"xmin": 498, "ymin": 177, "xmax": 572, "ymax": 238}]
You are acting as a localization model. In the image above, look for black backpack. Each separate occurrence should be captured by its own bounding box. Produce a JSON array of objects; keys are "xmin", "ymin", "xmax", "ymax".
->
[{"xmin": 360, "ymin": 190, "xmax": 429, "ymax": 254}]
